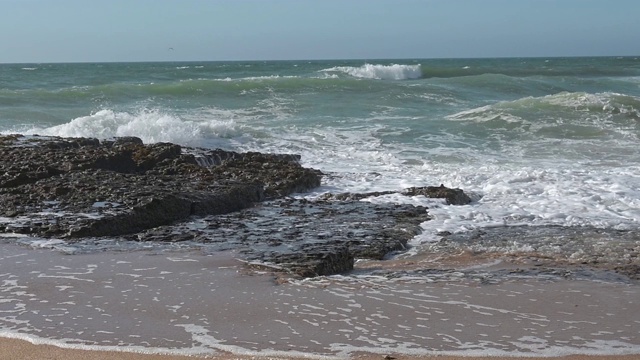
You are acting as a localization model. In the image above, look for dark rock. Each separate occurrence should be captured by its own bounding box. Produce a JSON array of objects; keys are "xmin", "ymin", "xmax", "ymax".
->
[
  {"xmin": 197, "ymin": 149, "xmax": 301, "ymax": 167},
  {"xmin": 321, "ymin": 185, "xmax": 472, "ymax": 205},
  {"xmin": 434, "ymin": 226, "xmax": 640, "ymax": 281},
  {"xmin": 0, "ymin": 134, "xmax": 482, "ymax": 278},
  {"xmin": 403, "ymin": 185, "xmax": 472, "ymax": 205},
  {"xmin": 0, "ymin": 135, "xmax": 321, "ymax": 238},
  {"xmin": 614, "ymin": 264, "xmax": 640, "ymax": 280},
  {"xmin": 268, "ymin": 245, "xmax": 354, "ymax": 277},
  {"xmin": 66, "ymin": 186, "xmax": 262, "ymax": 238},
  {"xmin": 0, "ymin": 134, "xmax": 23, "ymax": 146},
  {"xmin": 112, "ymin": 136, "xmax": 144, "ymax": 147},
  {"xmin": 133, "ymin": 198, "xmax": 431, "ymax": 277},
  {"xmin": 4, "ymin": 210, "xmax": 20, "ymax": 218},
  {"xmin": 206, "ymin": 151, "xmax": 321, "ymax": 199}
]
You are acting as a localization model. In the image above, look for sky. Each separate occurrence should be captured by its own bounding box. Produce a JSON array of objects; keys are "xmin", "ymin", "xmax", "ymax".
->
[{"xmin": 1, "ymin": 0, "xmax": 639, "ymax": 63}]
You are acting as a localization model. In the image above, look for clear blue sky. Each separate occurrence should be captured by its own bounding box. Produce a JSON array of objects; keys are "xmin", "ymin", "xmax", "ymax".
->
[{"xmin": 1, "ymin": 0, "xmax": 639, "ymax": 63}]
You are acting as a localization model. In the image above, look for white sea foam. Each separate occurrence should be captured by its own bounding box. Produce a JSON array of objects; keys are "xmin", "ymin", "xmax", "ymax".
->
[
  {"xmin": 344, "ymin": 159, "xmax": 640, "ymax": 243},
  {"xmin": 26, "ymin": 100, "xmax": 637, "ymax": 241},
  {"xmin": 26, "ymin": 108, "xmax": 243, "ymax": 148},
  {"xmin": 322, "ymin": 64, "xmax": 422, "ymax": 80},
  {"xmin": 213, "ymin": 75, "xmax": 299, "ymax": 82},
  {"xmin": 0, "ymin": 331, "xmax": 210, "ymax": 358},
  {"xmin": 272, "ymin": 121, "xmax": 640, "ymax": 247},
  {"xmin": 224, "ymin": 102, "xmax": 640, "ymax": 234},
  {"xmin": 1, "ymin": 243, "xmax": 639, "ymax": 358}
]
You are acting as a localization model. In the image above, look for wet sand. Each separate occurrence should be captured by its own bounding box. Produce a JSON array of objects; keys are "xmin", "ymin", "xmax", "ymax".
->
[
  {"xmin": 1, "ymin": 337, "xmax": 639, "ymax": 360},
  {"xmin": 0, "ymin": 242, "xmax": 638, "ymax": 359}
]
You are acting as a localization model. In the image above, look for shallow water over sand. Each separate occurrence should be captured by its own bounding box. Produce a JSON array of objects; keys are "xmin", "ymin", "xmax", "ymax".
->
[{"xmin": 1, "ymin": 242, "xmax": 639, "ymax": 358}]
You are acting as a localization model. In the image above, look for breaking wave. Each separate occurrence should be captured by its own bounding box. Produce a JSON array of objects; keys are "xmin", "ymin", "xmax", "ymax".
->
[
  {"xmin": 322, "ymin": 64, "xmax": 422, "ymax": 80},
  {"xmin": 25, "ymin": 108, "xmax": 243, "ymax": 148},
  {"xmin": 447, "ymin": 91, "xmax": 640, "ymax": 129}
]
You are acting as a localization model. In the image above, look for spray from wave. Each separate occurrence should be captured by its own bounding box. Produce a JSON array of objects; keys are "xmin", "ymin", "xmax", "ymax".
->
[
  {"xmin": 322, "ymin": 64, "xmax": 422, "ymax": 80},
  {"xmin": 26, "ymin": 108, "xmax": 243, "ymax": 148}
]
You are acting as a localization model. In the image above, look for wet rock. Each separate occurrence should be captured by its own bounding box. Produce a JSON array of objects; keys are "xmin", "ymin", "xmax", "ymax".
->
[
  {"xmin": 268, "ymin": 245, "xmax": 354, "ymax": 277},
  {"xmin": 4, "ymin": 210, "xmax": 20, "ymax": 218},
  {"xmin": 133, "ymin": 198, "xmax": 431, "ymax": 277},
  {"xmin": 321, "ymin": 185, "xmax": 472, "ymax": 205},
  {"xmin": 205, "ymin": 151, "xmax": 321, "ymax": 199},
  {"xmin": 613, "ymin": 264, "xmax": 640, "ymax": 280},
  {"xmin": 0, "ymin": 134, "xmax": 22, "ymax": 146},
  {"xmin": 197, "ymin": 149, "xmax": 301, "ymax": 167},
  {"xmin": 0, "ymin": 134, "xmax": 478, "ymax": 278},
  {"xmin": 0, "ymin": 135, "xmax": 321, "ymax": 238},
  {"xmin": 68, "ymin": 193, "xmax": 186, "ymax": 238},
  {"xmin": 112, "ymin": 136, "xmax": 144, "ymax": 147},
  {"xmin": 434, "ymin": 226, "xmax": 640, "ymax": 280},
  {"xmin": 403, "ymin": 185, "xmax": 472, "ymax": 205}
]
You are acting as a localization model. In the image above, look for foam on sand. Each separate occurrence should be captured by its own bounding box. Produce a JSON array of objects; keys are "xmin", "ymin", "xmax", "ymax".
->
[{"xmin": 0, "ymin": 242, "xmax": 638, "ymax": 358}]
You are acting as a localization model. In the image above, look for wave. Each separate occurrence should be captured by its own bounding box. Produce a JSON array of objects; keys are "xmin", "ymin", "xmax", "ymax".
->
[
  {"xmin": 449, "ymin": 92, "xmax": 640, "ymax": 120},
  {"xmin": 446, "ymin": 92, "xmax": 640, "ymax": 139},
  {"xmin": 0, "ymin": 78, "xmax": 292, "ymax": 101},
  {"xmin": 321, "ymin": 64, "xmax": 422, "ymax": 80},
  {"xmin": 319, "ymin": 62, "xmax": 639, "ymax": 81},
  {"xmin": 421, "ymin": 62, "xmax": 640, "ymax": 79},
  {"xmin": 0, "ymin": 75, "xmax": 390, "ymax": 103},
  {"xmin": 421, "ymin": 66, "xmax": 558, "ymax": 79},
  {"xmin": 25, "ymin": 108, "xmax": 243, "ymax": 148}
]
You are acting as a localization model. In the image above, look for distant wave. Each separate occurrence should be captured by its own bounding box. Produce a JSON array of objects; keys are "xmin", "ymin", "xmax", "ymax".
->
[
  {"xmin": 448, "ymin": 91, "xmax": 640, "ymax": 121},
  {"xmin": 322, "ymin": 64, "xmax": 422, "ymax": 80},
  {"xmin": 317, "ymin": 63, "xmax": 626, "ymax": 80},
  {"xmin": 212, "ymin": 75, "xmax": 300, "ymax": 82},
  {"xmin": 446, "ymin": 91, "xmax": 640, "ymax": 139},
  {"xmin": 421, "ymin": 66, "xmax": 640, "ymax": 79},
  {"xmin": 0, "ymin": 75, "xmax": 383, "ymax": 104}
]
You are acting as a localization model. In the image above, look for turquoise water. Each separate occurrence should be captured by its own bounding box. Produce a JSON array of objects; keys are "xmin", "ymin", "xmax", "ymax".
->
[{"xmin": 2, "ymin": 57, "xmax": 640, "ymax": 235}]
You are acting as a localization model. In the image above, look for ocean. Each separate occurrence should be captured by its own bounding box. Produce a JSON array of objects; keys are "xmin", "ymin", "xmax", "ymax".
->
[
  {"xmin": 2, "ymin": 57, "xmax": 640, "ymax": 237},
  {"xmin": 1, "ymin": 57, "xmax": 640, "ymax": 357}
]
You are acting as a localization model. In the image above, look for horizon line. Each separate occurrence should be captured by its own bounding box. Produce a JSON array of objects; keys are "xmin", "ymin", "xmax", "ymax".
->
[{"xmin": 1, "ymin": 54, "xmax": 639, "ymax": 65}]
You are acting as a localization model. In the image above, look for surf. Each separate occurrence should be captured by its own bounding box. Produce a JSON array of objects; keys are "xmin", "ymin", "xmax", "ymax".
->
[
  {"xmin": 321, "ymin": 63, "xmax": 422, "ymax": 80},
  {"xmin": 22, "ymin": 108, "xmax": 243, "ymax": 148}
]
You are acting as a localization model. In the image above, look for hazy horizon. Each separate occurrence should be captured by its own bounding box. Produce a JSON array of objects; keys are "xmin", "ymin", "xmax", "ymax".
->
[{"xmin": 3, "ymin": 54, "xmax": 640, "ymax": 66}]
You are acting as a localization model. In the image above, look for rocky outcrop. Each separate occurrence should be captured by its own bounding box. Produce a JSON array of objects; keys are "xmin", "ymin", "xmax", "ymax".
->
[
  {"xmin": 0, "ymin": 134, "xmax": 474, "ymax": 278},
  {"xmin": 433, "ymin": 226, "xmax": 640, "ymax": 281},
  {"xmin": 131, "ymin": 198, "xmax": 431, "ymax": 277},
  {"xmin": 204, "ymin": 151, "xmax": 321, "ymax": 199},
  {"xmin": 0, "ymin": 135, "xmax": 319, "ymax": 238}
]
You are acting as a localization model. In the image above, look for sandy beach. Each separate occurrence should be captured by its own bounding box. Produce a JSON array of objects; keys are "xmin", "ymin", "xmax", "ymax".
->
[
  {"xmin": 0, "ymin": 241, "xmax": 638, "ymax": 360},
  {"xmin": 2, "ymin": 337, "xmax": 640, "ymax": 360}
]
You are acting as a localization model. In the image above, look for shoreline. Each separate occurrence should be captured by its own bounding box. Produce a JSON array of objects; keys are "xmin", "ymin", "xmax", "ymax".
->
[
  {"xmin": 2, "ymin": 337, "xmax": 640, "ymax": 360},
  {"xmin": 0, "ymin": 243, "xmax": 638, "ymax": 359}
]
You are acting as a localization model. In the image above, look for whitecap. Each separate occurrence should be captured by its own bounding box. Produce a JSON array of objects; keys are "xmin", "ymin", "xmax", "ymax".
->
[
  {"xmin": 25, "ymin": 107, "xmax": 244, "ymax": 148},
  {"xmin": 321, "ymin": 64, "xmax": 422, "ymax": 80}
]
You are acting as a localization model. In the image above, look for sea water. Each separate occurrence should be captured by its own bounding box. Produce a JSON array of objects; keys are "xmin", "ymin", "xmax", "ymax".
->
[
  {"xmin": 3, "ymin": 58, "xmax": 640, "ymax": 244},
  {"xmin": 1, "ymin": 57, "xmax": 640, "ymax": 357}
]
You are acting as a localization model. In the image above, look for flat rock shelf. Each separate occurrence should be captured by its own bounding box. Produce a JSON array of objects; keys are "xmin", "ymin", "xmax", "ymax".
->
[{"xmin": 0, "ymin": 134, "xmax": 471, "ymax": 277}]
